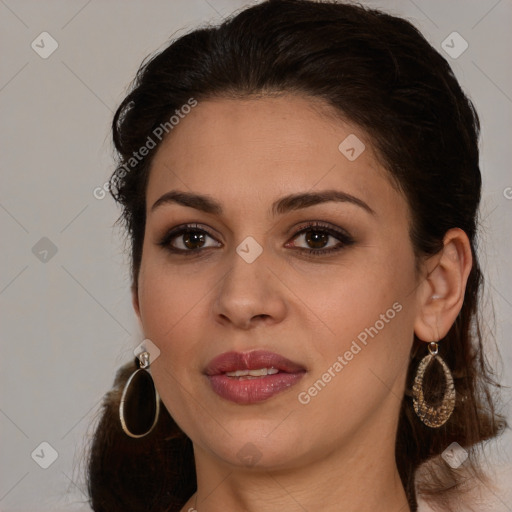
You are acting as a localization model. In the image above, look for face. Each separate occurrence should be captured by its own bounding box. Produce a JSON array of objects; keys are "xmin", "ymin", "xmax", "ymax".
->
[{"xmin": 133, "ymin": 94, "xmax": 422, "ymax": 471}]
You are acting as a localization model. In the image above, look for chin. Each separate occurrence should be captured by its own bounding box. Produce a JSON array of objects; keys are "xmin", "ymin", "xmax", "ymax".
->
[{"xmin": 201, "ymin": 424, "xmax": 310, "ymax": 471}]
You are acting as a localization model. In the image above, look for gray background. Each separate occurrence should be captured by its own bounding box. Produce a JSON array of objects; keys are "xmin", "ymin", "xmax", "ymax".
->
[{"xmin": 1, "ymin": 1, "xmax": 511, "ymax": 511}]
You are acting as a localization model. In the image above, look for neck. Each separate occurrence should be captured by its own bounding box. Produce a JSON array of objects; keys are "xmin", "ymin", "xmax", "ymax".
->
[{"xmin": 181, "ymin": 422, "xmax": 411, "ymax": 512}]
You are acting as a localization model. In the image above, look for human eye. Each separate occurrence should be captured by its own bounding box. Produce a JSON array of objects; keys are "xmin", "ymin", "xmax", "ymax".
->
[
  {"xmin": 157, "ymin": 221, "xmax": 354, "ymax": 258},
  {"xmin": 285, "ymin": 221, "xmax": 355, "ymax": 256},
  {"xmin": 157, "ymin": 223, "xmax": 221, "ymax": 256}
]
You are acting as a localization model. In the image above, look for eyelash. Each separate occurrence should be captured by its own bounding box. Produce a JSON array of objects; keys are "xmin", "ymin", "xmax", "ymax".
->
[{"xmin": 157, "ymin": 221, "xmax": 355, "ymax": 258}]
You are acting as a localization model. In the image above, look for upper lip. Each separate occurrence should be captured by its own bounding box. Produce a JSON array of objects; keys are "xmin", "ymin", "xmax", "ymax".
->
[{"xmin": 204, "ymin": 350, "xmax": 306, "ymax": 376}]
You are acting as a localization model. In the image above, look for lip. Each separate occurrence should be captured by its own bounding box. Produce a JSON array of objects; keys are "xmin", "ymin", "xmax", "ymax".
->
[
  {"xmin": 204, "ymin": 350, "xmax": 306, "ymax": 404},
  {"xmin": 205, "ymin": 350, "xmax": 306, "ymax": 376}
]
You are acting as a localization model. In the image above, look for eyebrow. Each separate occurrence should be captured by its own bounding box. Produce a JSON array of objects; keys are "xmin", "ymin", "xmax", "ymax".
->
[{"xmin": 150, "ymin": 189, "xmax": 375, "ymax": 216}]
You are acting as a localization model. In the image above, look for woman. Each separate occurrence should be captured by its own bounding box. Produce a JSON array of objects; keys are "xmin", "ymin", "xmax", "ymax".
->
[{"xmin": 86, "ymin": 1, "xmax": 507, "ymax": 511}]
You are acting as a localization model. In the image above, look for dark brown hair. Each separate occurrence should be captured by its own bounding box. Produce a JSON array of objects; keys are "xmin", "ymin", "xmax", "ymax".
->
[{"xmin": 86, "ymin": 1, "xmax": 506, "ymax": 510}]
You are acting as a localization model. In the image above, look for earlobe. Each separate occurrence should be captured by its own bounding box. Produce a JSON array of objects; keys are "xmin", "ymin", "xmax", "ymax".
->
[{"xmin": 414, "ymin": 228, "xmax": 473, "ymax": 342}]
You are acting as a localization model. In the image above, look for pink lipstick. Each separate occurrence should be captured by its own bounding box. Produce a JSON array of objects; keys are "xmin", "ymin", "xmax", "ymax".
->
[{"xmin": 204, "ymin": 350, "xmax": 306, "ymax": 404}]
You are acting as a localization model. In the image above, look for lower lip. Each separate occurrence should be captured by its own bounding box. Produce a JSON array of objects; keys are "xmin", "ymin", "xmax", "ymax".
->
[{"xmin": 207, "ymin": 372, "xmax": 305, "ymax": 404}]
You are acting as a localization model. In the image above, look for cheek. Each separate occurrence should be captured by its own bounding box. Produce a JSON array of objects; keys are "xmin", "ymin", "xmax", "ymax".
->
[
  {"xmin": 295, "ymin": 304, "xmax": 414, "ymax": 440},
  {"xmin": 313, "ymin": 257, "xmax": 413, "ymax": 349},
  {"xmin": 306, "ymin": 295, "xmax": 415, "ymax": 422},
  {"xmin": 309, "ymin": 290, "xmax": 412, "ymax": 392},
  {"xmin": 302, "ymin": 246, "xmax": 416, "ymax": 401},
  {"xmin": 137, "ymin": 257, "xmax": 207, "ymax": 343}
]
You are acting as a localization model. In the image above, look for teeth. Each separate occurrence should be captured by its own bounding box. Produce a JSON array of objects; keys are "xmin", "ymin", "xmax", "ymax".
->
[{"xmin": 225, "ymin": 367, "xmax": 279, "ymax": 377}]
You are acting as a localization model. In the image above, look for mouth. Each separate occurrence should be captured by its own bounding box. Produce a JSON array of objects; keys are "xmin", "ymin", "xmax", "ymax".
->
[{"xmin": 204, "ymin": 350, "xmax": 306, "ymax": 404}]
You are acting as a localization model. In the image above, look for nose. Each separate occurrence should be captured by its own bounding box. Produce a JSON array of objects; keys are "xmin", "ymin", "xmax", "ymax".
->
[{"xmin": 212, "ymin": 245, "xmax": 287, "ymax": 330}]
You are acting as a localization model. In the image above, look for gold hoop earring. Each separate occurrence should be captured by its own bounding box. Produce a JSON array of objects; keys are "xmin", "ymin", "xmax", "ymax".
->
[
  {"xmin": 119, "ymin": 351, "xmax": 160, "ymax": 438},
  {"xmin": 412, "ymin": 341, "xmax": 455, "ymax": 428}
]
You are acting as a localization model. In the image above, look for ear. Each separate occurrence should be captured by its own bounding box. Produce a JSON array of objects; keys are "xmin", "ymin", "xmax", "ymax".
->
[
  {"xmin": 131, "ymin": 283, "xmax": 142, "ymax": 326},
  {"xmin": 414, "ymin": 228, "xmax": 473, "ymax": 342}
]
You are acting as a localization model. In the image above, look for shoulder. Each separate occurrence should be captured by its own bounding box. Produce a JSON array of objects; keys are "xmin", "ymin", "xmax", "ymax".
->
[{"xmin": 416, "ymin": 464, "xmax": 512, "ymax": 512}]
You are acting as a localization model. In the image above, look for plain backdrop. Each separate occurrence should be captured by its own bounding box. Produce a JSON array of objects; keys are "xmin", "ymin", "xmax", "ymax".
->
[{"xmin": 1, "ymin": 1, "xmax": 511, "ymax": 511}]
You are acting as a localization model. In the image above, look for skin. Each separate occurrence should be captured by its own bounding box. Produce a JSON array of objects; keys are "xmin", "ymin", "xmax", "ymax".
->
[{"xmin": 131, "ymin": 94, "xmax": 472, "ymax": 512}]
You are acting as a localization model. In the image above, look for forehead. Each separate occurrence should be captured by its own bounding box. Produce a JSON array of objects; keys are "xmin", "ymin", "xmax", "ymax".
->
[{"xmin": 145, "ymin": 94, "xmax": 403, "ymax": 221}]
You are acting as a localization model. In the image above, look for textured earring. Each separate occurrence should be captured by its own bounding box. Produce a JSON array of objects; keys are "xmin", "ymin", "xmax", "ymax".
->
[
  {"xmin": 119, "ymin": 351, "xmax": 160, "ymax": 438},
  {"xmin": 412, "ymin": 341, "xmax": 455, "ymax": 428}
]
